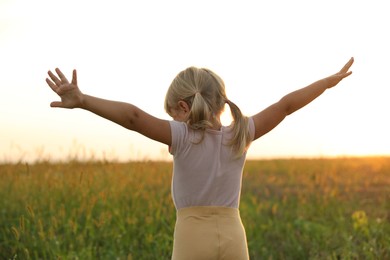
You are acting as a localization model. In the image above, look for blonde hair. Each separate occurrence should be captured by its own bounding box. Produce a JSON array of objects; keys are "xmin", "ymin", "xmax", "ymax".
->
[{"xmin": 164, "ymin": 67, "xmax": 251, "ymax": 156}]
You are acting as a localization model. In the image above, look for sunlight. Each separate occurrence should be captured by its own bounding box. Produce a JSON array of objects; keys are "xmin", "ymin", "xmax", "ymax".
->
[
  {"xmin": 221, "ymin": 104, "xmax": 233, "ymax": 126},
  {"xmin": 1, "ymin": 0, "xmax": 389, "ymax": 162}
]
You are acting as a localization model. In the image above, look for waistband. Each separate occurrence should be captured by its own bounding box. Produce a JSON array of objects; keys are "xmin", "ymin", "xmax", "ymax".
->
[{"xmin": 177, "ymin": 206, "xmax": 240, "ymax": 218}]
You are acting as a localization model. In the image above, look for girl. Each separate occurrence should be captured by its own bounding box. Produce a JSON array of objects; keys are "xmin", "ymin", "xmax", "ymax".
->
[{"xmin": 46, "ymin": 57, "xmax": 354, "ymax": 259}]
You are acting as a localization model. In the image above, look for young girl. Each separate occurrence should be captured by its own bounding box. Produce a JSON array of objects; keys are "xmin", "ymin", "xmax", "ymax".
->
[{"xmin": 46, "ymin": 57, "xmax": 354, "ymax": 259}]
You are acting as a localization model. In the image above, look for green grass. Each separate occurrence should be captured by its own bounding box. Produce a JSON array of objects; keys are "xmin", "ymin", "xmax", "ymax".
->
[{"xmin": 1, "ymin": 158, "xmax": 389, "ymax": 259}]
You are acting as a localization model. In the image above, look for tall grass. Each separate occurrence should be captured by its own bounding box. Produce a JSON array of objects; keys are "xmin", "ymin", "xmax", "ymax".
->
[
  {"xmin": 241, "ymin": 157, "xmax": 390, "ymax": 259},
  {"xmin": 1, "ymin": 157, "xmax": 389, "ymax": 259}
]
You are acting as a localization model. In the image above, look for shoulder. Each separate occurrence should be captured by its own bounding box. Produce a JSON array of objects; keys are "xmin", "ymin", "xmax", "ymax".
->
[
  {"xmin": 169, "ymin": 120, "xmax": 189, "ymax": 155},
  {"xmin": 169, "ymin": 120, "xmax": 188, "ymax": 134}
]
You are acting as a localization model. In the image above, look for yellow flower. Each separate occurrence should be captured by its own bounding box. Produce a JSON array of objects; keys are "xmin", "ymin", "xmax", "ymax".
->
[{"xmin": 352, "ymin": 210, "xmax": 368, "ymax": 233}]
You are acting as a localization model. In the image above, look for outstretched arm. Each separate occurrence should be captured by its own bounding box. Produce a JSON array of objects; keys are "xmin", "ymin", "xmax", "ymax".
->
[
  {"xmin": 252, "ymin": 57, "xmax": 354, "ymax": 140},
  {"xmin": 46, "ymin": 68, "xmax": 171, "ymax": 145}
]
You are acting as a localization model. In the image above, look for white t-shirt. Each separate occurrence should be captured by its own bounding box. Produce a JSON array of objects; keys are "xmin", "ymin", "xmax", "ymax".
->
[{"xmin": 169, "ymin": 117, "xmax": 255, "ymax": 210}]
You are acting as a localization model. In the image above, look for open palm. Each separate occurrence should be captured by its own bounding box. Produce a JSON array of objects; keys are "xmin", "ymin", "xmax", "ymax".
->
[{"xmin": 46, "ymin": 68, "xmax": 83, "ymax": 108}]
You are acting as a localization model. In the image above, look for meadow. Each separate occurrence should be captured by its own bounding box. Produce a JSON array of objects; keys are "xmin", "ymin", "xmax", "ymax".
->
[{"xmin": 0, "ymin": 157, "xmax": 389, "ymax": 259}]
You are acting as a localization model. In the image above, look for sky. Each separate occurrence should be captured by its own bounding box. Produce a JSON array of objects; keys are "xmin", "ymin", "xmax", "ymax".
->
[{"xmin": 1, "ymin": 0, "xmax": 389, "ymax": 162}]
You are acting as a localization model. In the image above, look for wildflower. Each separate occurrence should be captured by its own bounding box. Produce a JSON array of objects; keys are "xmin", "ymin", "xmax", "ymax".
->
[{"xmin": 352, "ymin": 210, "xmax": 368, "ymax": 234}]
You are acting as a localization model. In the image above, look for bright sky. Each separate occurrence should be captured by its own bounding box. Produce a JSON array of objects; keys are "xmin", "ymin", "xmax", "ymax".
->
[{"xmin": 1, "ymin": 0, "xmax": 389, "ymax": 162}]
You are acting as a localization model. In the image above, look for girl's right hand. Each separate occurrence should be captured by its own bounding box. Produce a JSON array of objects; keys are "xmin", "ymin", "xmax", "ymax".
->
[
  {"xmin": 46, "ymin": 68, "xmax": 83, "ymax": 109},
  {"xmin": 324, "ymin": 57, "xmax": 354, "ymax": 89}
]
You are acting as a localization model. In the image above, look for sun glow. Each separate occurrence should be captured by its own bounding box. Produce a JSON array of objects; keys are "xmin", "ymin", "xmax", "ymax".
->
[{"xmin": 1, "ymin": 0, "xmax": 389, "ymax": 162}]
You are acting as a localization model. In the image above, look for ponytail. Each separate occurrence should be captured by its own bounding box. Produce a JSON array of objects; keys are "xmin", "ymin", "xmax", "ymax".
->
[
  {"xmin": 187, "ymin": 92, "xmax": 213, "ymax": 130},
  {"xmin": 226, "ymin": 99, "xmax": 251, "ymax": 157}
]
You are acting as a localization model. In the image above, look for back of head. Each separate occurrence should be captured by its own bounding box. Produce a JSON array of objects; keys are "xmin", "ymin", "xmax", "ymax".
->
[{"xmin": 165, "ymin": 67, "xmax": 251, "ymax": 157}]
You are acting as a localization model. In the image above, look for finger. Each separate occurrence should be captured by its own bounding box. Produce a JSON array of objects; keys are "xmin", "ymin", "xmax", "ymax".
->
[
  {"xmin": 345, "ymin": 57, "xmax": 354, "ymax": 69},
  {"xmin": 71, "ymin": 69, "xmax": 77, "ymax": 85},
  {"xmin": 340, "ymin": 57, "xmax": 354, "ymax": 73},
  {"xmin": 50, "ymin": 101, "xmax": 63, "ymax": 107},
  {"xmin": 46, "ymin": 78, "xmax": 59, "ymax": 92},
  {"xmin": 55, "ymin": 68, "xmax": 69, "ymax": 84},
  {"xmin": 47, "ymin": 70, "xmax": 62, "ymax": 86},
  {"xmin": 342, "ymin": 71, "xmax": 353, "ymax": 79}
]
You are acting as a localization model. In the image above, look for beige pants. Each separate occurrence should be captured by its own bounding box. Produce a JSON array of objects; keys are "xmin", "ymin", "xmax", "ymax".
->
[{"xmin": 172, "ymin": 206, "xmax": 249, "ymax": 260}]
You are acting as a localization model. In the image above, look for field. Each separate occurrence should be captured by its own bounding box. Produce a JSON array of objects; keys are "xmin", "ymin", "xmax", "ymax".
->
[{"xmin": 1, "ymin": 157, "xmax": 389, "ymax": 259}]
